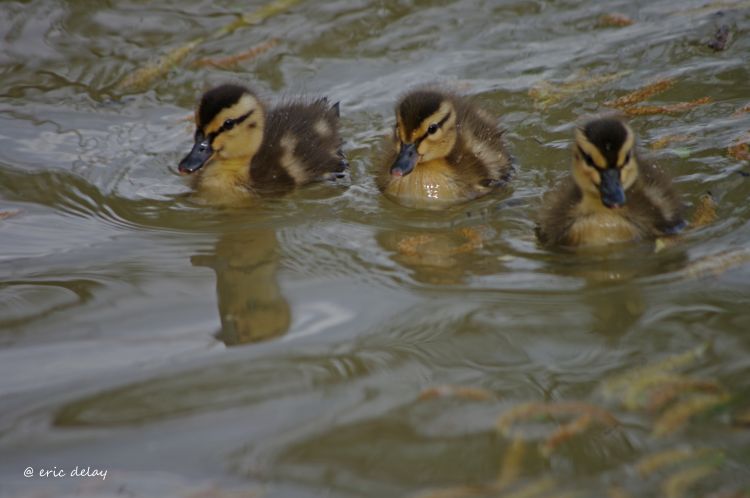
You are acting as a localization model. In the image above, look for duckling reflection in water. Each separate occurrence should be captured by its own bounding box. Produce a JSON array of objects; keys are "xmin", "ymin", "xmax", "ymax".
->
[
  {"xmin": 179, "ymin": 84, "xmax": 348, "ymax": 206},
  {"xmin": 191, "ymin": 230, "xmax": 290, "ymax": 346},
  {"xmin": 536, "ymin": 117, "xmax": 686, "ymax": 248},
  {"xmin": 377, "ymin": 87, "xmax": 512, "ymax": 209},
  {"xmin": 377, "ymin": 226, "xmax": 489, "ymax": 284}
]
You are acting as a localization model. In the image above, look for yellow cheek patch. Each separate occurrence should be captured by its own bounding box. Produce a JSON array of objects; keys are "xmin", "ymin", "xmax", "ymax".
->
[
  {"xmin": 620, "ymin": 160, "xmax": 638, "ymax": 189},
  {"xmin": 211, "ymin": 134, "xmax": 226, "ymax": 151},
  {"xmin": 616, "ymin": 128, "xmax": 635, "ymax": 166},
  {"xmin": 587, "ymin": 166, "xmax": 601, "ymax": 186},
  {"xmin": 396, "ymin": 116, "xmax": 407, "ymax": 143},
  {"xmin": 573, "ymin": 159, "xmax": 602, "ymax": 195}
]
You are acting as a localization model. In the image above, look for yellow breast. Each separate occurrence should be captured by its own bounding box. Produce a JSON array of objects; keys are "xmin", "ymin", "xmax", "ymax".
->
[
  {"xmin": 567, "ymin": 211, "xmax": 640, "ymax": 246},
  {"xmin": 383, "ymin": 160, "xmax": 463, "ymax": 209},
  {"xmin": 194, "ymin": 157, "xmax": 255, "ymax": 206}
]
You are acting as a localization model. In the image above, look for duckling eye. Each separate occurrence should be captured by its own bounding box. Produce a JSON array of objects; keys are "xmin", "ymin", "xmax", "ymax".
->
[
  {"xmin": 223, "ymin": 119, "xmax": 235, "ymax": 131},
  {"xmin": 624, "ymin": 151, "xmax": 632, "ymax": 164},
  {"xmin": 427, "ymin": 123, "xmax": 439, "ymax": 135}
]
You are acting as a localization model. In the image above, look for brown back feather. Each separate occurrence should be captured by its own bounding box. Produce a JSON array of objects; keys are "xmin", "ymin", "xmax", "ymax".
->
[
  {"xmin": 449, "ymin": 97, "xmax": 512, "ymax": 187},
  {"xmin": 535, "ymin": 177, "xmax": 582, "ymax": 247},
  {"xmin": 623, "ymin": 158, "xmax": 685, "ymax": 236},
  {"xmin": 251, "ymin": 99, "xmax": 347, "ymax": 194}
]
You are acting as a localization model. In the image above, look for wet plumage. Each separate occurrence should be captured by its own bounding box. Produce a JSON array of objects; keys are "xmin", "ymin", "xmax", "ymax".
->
[
  {"xmin": 179, "ymin": 84, "xmax": 347, "ymax": 205},
  {"xmin": 536, "ymin": 117, "xmax": 685, "ymax": 248},
  {"xmin": 377, "ymin": 88, "xmax": 512, "ymax": 209}
]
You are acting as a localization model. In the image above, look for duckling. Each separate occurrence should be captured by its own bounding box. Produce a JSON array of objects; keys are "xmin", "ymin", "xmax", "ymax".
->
[
  {"xmin": 377, "ymin": 88, "xmax": 512, "ymax": 209},
  {"xmin": 536, "ymin": 117, "xmax": 686, "ymax": 248},
  {"xmin": 179, "ymin": 84, "xmax": 347, "ymax": 204}
]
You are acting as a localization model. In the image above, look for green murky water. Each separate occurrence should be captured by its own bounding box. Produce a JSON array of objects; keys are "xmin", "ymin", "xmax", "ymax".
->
[{"xmin": 1, "ymin": 1, "xmax": 749, "ymax": 497}]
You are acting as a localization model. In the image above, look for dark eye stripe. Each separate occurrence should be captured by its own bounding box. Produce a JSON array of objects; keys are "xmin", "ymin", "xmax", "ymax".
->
[
  {"xmin": 416, "ymin": 111, "xmax": 453, "ymax": 145},
  {"xmin": 577, "ymin": 145, "xmax": 599, "ymax": 169},
  {"xmin": 205, "ymin": 109, "xmax": 255, "ymax": 143},
  {"xmin": 220, "ymin": 110, "xmax": 253, "ymax": 133}
]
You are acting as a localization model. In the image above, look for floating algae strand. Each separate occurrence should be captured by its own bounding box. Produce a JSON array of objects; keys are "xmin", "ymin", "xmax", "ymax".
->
[
  {"xmin": 600, "ymin": 343, "xmax": 711, "ymax": 408},
  {"xmin": 497, "ymin": 439, "xmax": 527, "ymax": 489},
  {"xmin": 604, "ymin": 78, "xmax": 711, "ymax": 116},
  {"xmin": 662, "ymin": 464, "xmax": 719, "ymax": 498},
  {"xmin": 679, "ymin": 248, "xmax": 750, "ymax": 280},
  {"xmin": 650, "ymin": 134, "xmax": 693, "ymax": 150},
  {"xmin": 646, "ymin": 378, "xmax": 724, "ymax": 411},
  {"xmin": 622, "ymin": 97, "xmax": 712, "ymax": 116},
  {"xmin": 497, "ymin": 401, "xmax": 618, "ymax": 457},
  {"xmin": 605, "ymin": 79, "xmax": 674, "ymax": 108},
  {"xmin": 539, "ymin": 412, "xmax": 595, "ymax": 457},
  {"xmin": 528, "ymin": 70, "xmax": 630, "ymax": 108},
  {"xmin": 636, "ymin": 447, "xmax": 723, "ymax": 476},
  {"xmin": 599, "ymin": 344, "xmax": 733, "ymax": 436},
  {"xmin": 497, "ymin": 401, "xmax": 619, "ymax": 436},
  {"xmin": 728, "ymin": 132, "xmax": 750, "ymax": 162},
  {"xmin": 116, "ymin": 0, "xmax": 302, "ymax": 93},
  {"xmin": 418, "ymin": 385, "xmax": 497, "ymax": 401},
  {"xmin": 598, "ymin": 14, "xmax": 634, "ymax": 27},
  {"xmin": 653, "ymin": 393, "xmax": 730, "ymax": 437},
  {"xmin": 0, "ymin": 210, "xmax": 21, "ymax": 221},
  {"xmin": 191, "ymin": 38, "xmax": 280, "ymax": 69},
  {"xmin": 116, "ymin": 41, "xmax": 201, "ymax": 94}
]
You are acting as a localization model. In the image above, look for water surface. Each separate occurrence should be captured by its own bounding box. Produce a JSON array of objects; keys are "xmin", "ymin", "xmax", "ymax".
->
[{"xmin": 1, "ymin": 1, "xmax": 750, "ymax": 497}]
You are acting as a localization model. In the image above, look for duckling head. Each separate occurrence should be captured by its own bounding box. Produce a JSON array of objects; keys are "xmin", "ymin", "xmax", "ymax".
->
[
  {"xmin": 179, "ymin": 84, "xmax": 265, "ymax": 174},
  {"xmin": 389, "ymin": 90, "xmax": 458, "ymax": 177},
  {"xmin": 572, "ymin": 117, "xmax": 638, "ymax": 209}
]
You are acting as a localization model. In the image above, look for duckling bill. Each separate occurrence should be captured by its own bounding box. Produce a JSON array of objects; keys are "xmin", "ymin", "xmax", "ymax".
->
[
  {"xmin": 536, "ymin": 117, "xmax": 686, "ymax": 248},
  {"xmin": 377, "ymin": 88, "xmax": 512, "ymax": 209},
  {"xmin": 179, "ymin": 84, "xmax": 347, "ymax": 204}
]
